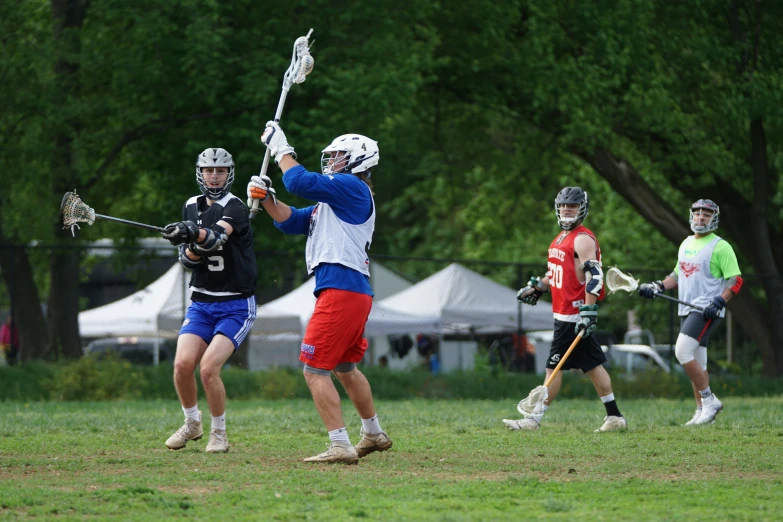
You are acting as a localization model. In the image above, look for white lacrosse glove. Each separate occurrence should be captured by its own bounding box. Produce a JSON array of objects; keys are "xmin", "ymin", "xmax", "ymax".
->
[
  {"xmin": 261, "ymin": 121, "xmax": 296, "ymax": 164},
  {"xmin": 246, "ymin": 175, "xmax": 276, "ymax": 207}
]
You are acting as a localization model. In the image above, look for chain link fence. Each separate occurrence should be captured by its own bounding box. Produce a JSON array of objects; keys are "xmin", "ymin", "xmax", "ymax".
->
[{"xmin": 0, "ymin": 242, "xmax": 770, "ymax": 373}]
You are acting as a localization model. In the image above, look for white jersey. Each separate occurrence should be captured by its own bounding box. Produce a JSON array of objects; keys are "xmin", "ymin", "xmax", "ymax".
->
[
  {"xmin": 305, "ymin": 197, "xmax": 375, "ymax": 276},
  {"xmin": 677, "ymin": 235, "xmax": 727, "ymax": 317}
]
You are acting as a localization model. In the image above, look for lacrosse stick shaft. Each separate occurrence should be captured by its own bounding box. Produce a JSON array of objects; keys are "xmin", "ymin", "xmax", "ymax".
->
[
  {"xmin": 94, "ymin": 213, "xmax": 166, "ymax": 233},
  {"xmin": 543, "ymin": 330, "xmax": 584, "ymax": 387},
  {"xmin": 250, "ymin": 89, "xmax": 291, "ymax": 218},
  {"xmin": 654, "ymin": 292, "xmax": 705, "ymax": 312}
]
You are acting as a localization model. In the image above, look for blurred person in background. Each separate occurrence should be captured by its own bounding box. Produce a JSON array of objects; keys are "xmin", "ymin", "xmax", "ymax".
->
[{"xmin": 0, "ymin": 316, "xmax": 20, "ymax": 365}]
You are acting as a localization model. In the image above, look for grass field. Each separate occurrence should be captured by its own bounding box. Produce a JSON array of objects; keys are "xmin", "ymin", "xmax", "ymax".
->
[{"xmin": 1, "ymin": 397, "xmax": 782, "ymax": 521}]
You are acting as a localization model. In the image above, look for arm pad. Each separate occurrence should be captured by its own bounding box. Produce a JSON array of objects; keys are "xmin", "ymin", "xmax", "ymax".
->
[
  {"xmin": 581, "ymin": 259, "xmax": 604, "ymax": 297},
  {"xmin": 192, "ymin": 224, "xmax": 229, "ymax": 254},
  {"xmin": 178, "ymin": 244, "xmax": 202, "ymax": 270}
]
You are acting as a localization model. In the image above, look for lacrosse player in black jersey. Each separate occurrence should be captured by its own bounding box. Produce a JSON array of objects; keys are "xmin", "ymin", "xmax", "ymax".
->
[{"xmin": 161, "ymin": 147, "xmax": 260, "ymax": 453}]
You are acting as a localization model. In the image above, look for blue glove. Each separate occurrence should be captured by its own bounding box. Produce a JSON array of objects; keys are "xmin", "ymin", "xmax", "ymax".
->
[
  {"xmin": 574, "ymin": 304, "xmax": 599, "ymax": 337},
  {"xmin": 638, "ymin": 281, "xmax": 664, "ymax": 299},
  {"xmin": 702, "ymin": 296, "xmax": 726, "ymax": 320}
]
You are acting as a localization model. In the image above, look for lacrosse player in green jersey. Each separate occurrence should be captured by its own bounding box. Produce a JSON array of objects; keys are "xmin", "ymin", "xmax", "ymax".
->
[{"xmin": 638, "ymin": 199, "xmax": 742, "ymax": 425}]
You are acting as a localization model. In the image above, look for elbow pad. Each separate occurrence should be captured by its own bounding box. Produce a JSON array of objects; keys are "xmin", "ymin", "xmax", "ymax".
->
[
  {"xmin": 581, "ymin": 259, "xmax": 604, "ymax": 297},
  {"xmin": 192, "ymin": 224, "xmax": 229, "ymax": 255},
  {"xmin": 178, "ymin": 244, "xmax": 202, "ymax": 270}
]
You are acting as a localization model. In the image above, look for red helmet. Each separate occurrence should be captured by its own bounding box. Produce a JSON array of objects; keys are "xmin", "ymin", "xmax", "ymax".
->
[{"xmin": 689, "ymin": 199, "xmax": 719, "ymax": 233}]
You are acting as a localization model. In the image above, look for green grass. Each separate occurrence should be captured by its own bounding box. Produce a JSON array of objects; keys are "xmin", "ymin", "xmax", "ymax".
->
[{"xmin": 1, "ymin": 398, "xmax": 782, "ymax": 520}]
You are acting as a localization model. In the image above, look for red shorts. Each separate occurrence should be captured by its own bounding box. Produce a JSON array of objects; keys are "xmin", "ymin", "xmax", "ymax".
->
[{"xmin": 300, "ymin": 289, "xmax": 372, "ymax": 371}]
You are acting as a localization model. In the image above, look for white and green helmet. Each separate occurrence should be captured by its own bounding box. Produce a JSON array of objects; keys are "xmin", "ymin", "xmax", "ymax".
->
[{"xmin": 196, "ymin": 147, "xmax": 235, "ymax": 200}]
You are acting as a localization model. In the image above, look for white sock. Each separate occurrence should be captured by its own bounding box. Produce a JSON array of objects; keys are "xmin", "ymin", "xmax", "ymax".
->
[
  {"xmin": 600, "ymin": 393, "xmax": 616, "ymax": 404},
  {"xmin": 328, "ymin": 427, "xmax": 351, "ymax": 445},
  {"xmin": 211, "ymin": 413, "xmax": 226, "ymax": 431},
  {"xmin": 361, "ymin": 415, "xmax": 382, "ymax": 436},
  {"xmin": 699, "ymin": 387, "xmax": 713, "ymax": 399},
  {"xmin": 183, "ymin": 405, "xmax": 200, "ymax": 421}
]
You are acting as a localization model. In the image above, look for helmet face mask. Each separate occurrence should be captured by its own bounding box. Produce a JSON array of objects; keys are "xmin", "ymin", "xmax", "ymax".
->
[
  {"xmin": 554, "ymin": 187, "xmax": 589, "ymax": 230},
  {"xmin": 196, "ymin": 148, "xmax": 235, "ymax": 200},
  {"xmin": 320, "ymin": 134, "xmax": 379, "ymax": 176},
  {"xmin": 689, "ymin": 199, "xmax": 719, "ymax": 234}
]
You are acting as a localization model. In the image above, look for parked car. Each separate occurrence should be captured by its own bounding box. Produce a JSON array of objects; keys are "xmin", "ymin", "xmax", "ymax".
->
[
  {"xmin": 603, "ymin": 344, "xmax": 670, "ymax": 374},
  {"xmin": 84, "ymin": 337, "xmax": 174, "ymax": 365}
]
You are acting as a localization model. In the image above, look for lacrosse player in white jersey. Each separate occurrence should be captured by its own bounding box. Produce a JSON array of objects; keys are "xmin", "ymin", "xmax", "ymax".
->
[
  {"xmin": 161, "ymin": 148, "xmax": 258, "ymax": 453},
  {"xmin": 247, "ymin": 122, "xmax": 392, "ymax": 465},
  {"xmin": 638, "ymin": 199, "xmax": 742, "ymax": 425}
]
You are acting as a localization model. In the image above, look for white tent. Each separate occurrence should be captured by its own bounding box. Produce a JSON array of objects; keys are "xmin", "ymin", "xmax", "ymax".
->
[
  {"xmin": 79, "ymin": 263, "xmax": 302, "ymax": 360},
  {"xmin": 256, "ymin": 272, "xmax": 441, "ymax": 337},
  {"xmin": 377, "ymin": 263, "xmax": 554, "ymax": 332}
]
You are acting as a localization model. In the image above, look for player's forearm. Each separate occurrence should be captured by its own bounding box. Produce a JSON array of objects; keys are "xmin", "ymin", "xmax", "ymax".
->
[
  {"xmin": 262, "ymin": 198, "xmax": 293, "ymax": 222},
  {"xmin": 662, "ymin": 275, "xmax": 677, "ymax": 291}
]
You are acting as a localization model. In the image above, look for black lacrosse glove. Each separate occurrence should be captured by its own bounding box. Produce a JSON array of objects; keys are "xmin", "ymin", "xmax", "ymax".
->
[
  {"xmin": 638, "ymin": 281, "xmax": 664, "ymax": 299},
  {"xmin": 517, "ymin": 277, "xmax": 546, "ymax": 306},
  {"xmin": 574, "ymin": 304, "xmax": 599, "ymax": 337},
  {"xmin": 162, "ymin": 220, "xmax": 199, "ymax": 246},
  {"xmin": 702, "ymin": 296, "xmax": 726, "ymax": 320}
]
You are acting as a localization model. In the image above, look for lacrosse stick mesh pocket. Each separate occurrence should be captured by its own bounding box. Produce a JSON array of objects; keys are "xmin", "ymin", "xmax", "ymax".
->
[
  {"xmin": 605, "ymin": 267, "xmax": 639, "ymax": 294},
  {"xmin": 61, "ymin": 191, "xmax": 96, "ymax": 228}
]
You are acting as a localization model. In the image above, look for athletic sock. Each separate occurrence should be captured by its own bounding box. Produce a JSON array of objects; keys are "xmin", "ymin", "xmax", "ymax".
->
[
  {"xmin": 600, "ymin": 393, "xmax": 622, "ymax": 417},
  {"xmin": 183, "ymin": 405, "xmax": 200, "ymax": 421},
  {"xmin": 211, "ymin": 413, "xmax": 226, "ymax": 431},
  {"xmin": 699, "ymin": 387, "xmax": 713, "ymax": 399},
  {"xmin": 361, "ymin": 415, "xmax": 382, "ymax": 436},
  {"xmin": 328, "ymin": 427, "xmax": 351, "ymax": 446}
]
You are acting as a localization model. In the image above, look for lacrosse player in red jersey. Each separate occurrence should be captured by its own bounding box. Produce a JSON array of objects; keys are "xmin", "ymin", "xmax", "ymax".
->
[
  {"xmin": 160, "ymin": 148, "xmax": 258, "ymax": 453},
  {"xmin": 247, "ymin": 122, "xmax": 391, "ymax": 464},
  {"xmin": 503, "ymin": 187, "xmax": 627, "ymax": 433},
  {"xmin": 637, "ymin": 199, "xmax": 742, "ymax": 425}
]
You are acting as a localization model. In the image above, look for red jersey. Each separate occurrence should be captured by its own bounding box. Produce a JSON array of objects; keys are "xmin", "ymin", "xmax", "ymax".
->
[{"xmin": 547, "ymin": 225, "xmax": 605, "ymax": 320}]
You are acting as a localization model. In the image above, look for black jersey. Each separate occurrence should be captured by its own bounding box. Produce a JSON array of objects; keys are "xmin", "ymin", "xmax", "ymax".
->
[{"xmin": 182, "ymin": 193, "xmax": 257, "ymax": 301}]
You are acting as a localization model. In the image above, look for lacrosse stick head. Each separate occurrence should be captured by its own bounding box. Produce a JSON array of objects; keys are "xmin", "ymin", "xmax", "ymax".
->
[
  {"xmin": 284, "ymin": 29, "xmax": 315, "ymax": 87},
  {"xmin": 516, "ymin": 385, "xmax": 549, "ymax": 417},
  {"xmin": 605, "ymin": 267, "xmax": 640, "ymax": 294},
  {"xmin": 60, "ymin": 191, "xmax": 95, "ymax": 237}
]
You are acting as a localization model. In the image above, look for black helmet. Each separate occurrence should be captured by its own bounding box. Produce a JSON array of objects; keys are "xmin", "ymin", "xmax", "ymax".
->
[{"xmin": 554, "ymin": 186, "xmax": 589, "ymax": 230}]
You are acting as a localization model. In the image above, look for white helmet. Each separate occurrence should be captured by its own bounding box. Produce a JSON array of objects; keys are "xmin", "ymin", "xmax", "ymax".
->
[
  {"xmin": 196, "ymin": 148, "xmax": 235, "ymax": 200},
  {"xmin": 320, "ymin": 134, "xmax": 379, "ymax": 176}
]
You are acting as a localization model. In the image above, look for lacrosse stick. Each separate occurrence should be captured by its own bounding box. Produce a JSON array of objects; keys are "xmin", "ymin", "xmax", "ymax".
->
[
  {"xmin": 60, "ymin": 191, "xmax": 166, "ymax": 237},
  {"xmin": 605, "ymin": 267, "xmax": 705, "ymax": 311},
  {"xmin": 249, "ymin": 28, "xmax": 315, "ymax": 219},
  {"xmin": 517, "ymin": 330, "xmax": 585, "ymax": 416}
]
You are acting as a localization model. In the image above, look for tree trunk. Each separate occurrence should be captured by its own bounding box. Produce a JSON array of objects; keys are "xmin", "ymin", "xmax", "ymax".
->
[
  {"xmin": 48, "ymin": 0, "xmax": 89, "ymax": 359},
  {"xmin": 579, "ymin": 147, "xmax": 780, "ymax": 376},
  {"xmin": 0, "ymin": 244, "xmax": 50, "ymax": 361}
]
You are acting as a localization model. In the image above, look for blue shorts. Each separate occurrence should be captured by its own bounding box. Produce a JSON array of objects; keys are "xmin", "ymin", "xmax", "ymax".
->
[{"xmin": 180, "ymin": 297, "xmax": 256, "ymax": 350}]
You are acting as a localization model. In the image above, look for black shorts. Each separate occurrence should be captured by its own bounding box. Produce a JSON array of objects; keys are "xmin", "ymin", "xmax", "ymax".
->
[
  {"xmin": 547, "ymin": 319, "xmax": 607, "ymax": 373},
  {"xmin": 680, "ymin": 312, "xmax": 721, "ymax": 347}
]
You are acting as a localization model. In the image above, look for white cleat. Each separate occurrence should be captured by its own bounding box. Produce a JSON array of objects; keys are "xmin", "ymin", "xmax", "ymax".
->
[
  {"xmin": 205, "ymin": 428, "xmax": 229, "ymax": 453},
  {"xmin": 694, "ymin": 395, "xmax": 723, "ymax": 425},
  {"xmin": 165, "ymin": 413, "xmax": 203, "ymax": 450},
  {"xmin": 355, "ymin": 429, "xmax": 393, "ymax": 458},
  {"xmin": 502, "ymin": 417, "xmax": 541, "ymax": 431},
  {"xmin": 303, "ymin": 442, "xmax": 359, "ymax": 464},
  {"xmin": 595, "ymin": 415, "xmax": 628, "ymax": 432},
  {"xmin": 684, "ymin": 408, "xmax": 703, "ymax": 426}
]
